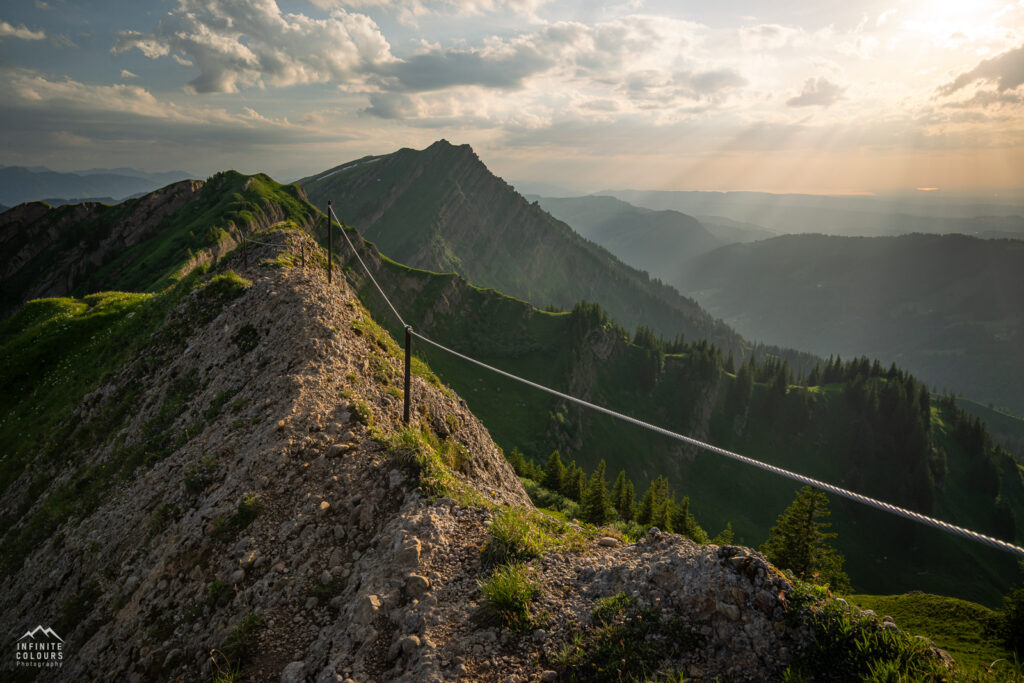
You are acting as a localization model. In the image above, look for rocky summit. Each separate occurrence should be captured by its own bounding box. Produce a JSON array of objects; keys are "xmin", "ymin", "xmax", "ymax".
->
[{"xmin": 0, "ymin": 229, "xmax": 947, "ymax": 681}]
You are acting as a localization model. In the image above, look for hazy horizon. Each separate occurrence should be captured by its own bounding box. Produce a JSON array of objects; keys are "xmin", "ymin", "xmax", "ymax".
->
[{"xmin": 1, "ymin": 1, "xmax": 1022, "ymax": 196}]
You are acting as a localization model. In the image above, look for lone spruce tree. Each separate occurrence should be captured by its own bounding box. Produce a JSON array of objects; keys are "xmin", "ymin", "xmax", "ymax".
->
[
  {"xmin": 761, "ymin": 486, "xmax": 850, "ymax": 591},
  {"xmin": 582, "ymin": 460, "xmax": 613, "ymax": 525}
]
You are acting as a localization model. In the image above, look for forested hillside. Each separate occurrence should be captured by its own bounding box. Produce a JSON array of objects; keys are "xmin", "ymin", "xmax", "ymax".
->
[
  {"xmin": 679, "ymin": 233, "xmax": 1024, "ymax": 414},
  {"xmin": 337, "ymin": 225, "xmax": 1024, "ymax": 605}
]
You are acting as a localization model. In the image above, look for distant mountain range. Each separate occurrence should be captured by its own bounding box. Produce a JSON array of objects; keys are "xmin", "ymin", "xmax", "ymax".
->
[
  {"xmin": 599, "ymin": 189, "xmax": 1024, "ymax": 239},
  {"xmin": 0, "ymin": 165, "xmax": 195, "ymax": 206},
  {"xmin": 526, "ymin": 195, "xmax": 724, "ymax": 283}
]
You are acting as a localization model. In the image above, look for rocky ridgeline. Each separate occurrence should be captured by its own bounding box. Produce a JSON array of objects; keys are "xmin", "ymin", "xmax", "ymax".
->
[{"xmin": 0, "ymin": 229, "xmax": 925, "ymax": 682}]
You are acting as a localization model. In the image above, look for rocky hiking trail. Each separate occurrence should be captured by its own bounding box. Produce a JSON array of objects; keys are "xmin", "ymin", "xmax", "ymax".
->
[{"xmin": 0, "ymin": 228, "xmax": 944, "ymax": 682}]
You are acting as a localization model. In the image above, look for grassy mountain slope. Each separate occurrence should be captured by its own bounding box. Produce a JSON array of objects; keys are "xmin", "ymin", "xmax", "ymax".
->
[
  {"xmin": 679, "ymin": 233, "xmax": 1024, "ymax": 414},
  {"xmin": 529, "ymin": 194, "xmax": 724, "ymax": 283},
  {"xmin": 959, "ymin": 399, "xmax": 1024, "ymax": 462},
  {"xmin": 298, "ymin": 140, "xmax": 742, "ymax": 353},
  {"xmin": 337, "ymin": 226, "xmax": 1024, "ymax": 606},
  {"xmin": 850, "ymin": 592, "xmax": 1009, "ymax": 672},
  {"xmin": 0, "ymin": 172, "xmax": 318, "ymax": 319}
]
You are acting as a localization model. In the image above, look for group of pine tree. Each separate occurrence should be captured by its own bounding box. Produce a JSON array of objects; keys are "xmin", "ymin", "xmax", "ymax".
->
[
  {"xmin": 503, "ymin": 326, "xmax": 1024, "ymax": 596},
  {"xmin": 506, "ymin": 447, "xmax": 851, "ymax": 592}
]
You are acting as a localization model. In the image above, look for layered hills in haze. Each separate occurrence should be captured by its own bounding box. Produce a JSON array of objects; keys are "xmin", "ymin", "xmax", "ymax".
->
[
  {"xmin": 678, "ymin": 233, "xmax": 1024, "ymax": 415},
  {"xmin": 0, "ymin": 165, "xmax": 195, "ymax": 206},
  {"xmin": 527, "ymin": 194, "xmax": 725, "ymax": 284},
  {"xmin": 599, "ymin": 189, "xmax": 1024, "ymax": 240}
]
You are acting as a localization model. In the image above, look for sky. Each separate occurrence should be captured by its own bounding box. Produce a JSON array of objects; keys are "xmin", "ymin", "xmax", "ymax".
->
[{"xmin": 1, "ymin": 0, "xmax": 1023, "ymax": 195}]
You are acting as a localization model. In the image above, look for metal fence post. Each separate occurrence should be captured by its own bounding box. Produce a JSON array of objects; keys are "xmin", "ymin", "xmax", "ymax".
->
[
  {"xmin": 404, "ymin": 325, "xmax": 413, "ymax": 424},
  {"xmin": 326, "ymin": 201, "xmax": 333, "ymax": 284}
]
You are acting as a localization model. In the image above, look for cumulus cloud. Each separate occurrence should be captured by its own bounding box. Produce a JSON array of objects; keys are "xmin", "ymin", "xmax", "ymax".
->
[
  {"xmin": 786, "ymin": 77, "xmax": 845, "ymax": 107},
  {"xmin": 0, "ymin": 21, "xmax": 46, "ymax": 41},
  {"xmin": 939, "ymin": 43, "xmax": 1024, "ymax": 95},
  {"xmin": 0, "ymin": 69, "xmax": 325, "ymax": 147},
  {"xmin": 113, "ymin": 0, "xmax": 397, "ymax": 93},
  {"xmin": 120, "ymin": 69, "xmax": 139, "ymax": 79},
  {"xmin": 378, "ymin": 45, "xmax": 550, "ymax": 92}
]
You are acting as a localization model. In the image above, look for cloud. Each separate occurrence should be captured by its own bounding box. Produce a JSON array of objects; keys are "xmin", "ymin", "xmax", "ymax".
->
[
  {"xmin": 120, "ymin": 70, "xmax": 139, "ymax": 79},
  {"xmin": 306, "ymin": 0, "xmax": 548, "ymax": 21},
  {"xmin": 786, "ymin": 77, "xmax": 845, "ymax": 107},
  {"xmin": 876, "ymin": 9, "xmax": 896, "ymax": 27},
  {"xmin": 378, "ymin": 45, "xmax": 550, "ymax": 92},
  {"xmin": 738, "ymin": 24, "xmax": 802, "ymax": 50},
  {"xmin": 0, "ymin": 69, "xmax": 330, "ymax": 152},
  {"xmin": 939, "ymin": 43, "xmax": 1024, "ymax": 95},
  {"xmin": 114, "ymin": 0, "xmax": 397, "ymax": 94},
  {"xmin": 0, "ymin": 21, "xmax": 46, "ymax": 41}
]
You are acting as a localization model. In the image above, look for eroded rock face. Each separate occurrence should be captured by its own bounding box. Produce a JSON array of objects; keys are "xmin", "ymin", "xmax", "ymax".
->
[{"xmin": 0, "ymin": 230, "xmax": 919, "ymax": 682}]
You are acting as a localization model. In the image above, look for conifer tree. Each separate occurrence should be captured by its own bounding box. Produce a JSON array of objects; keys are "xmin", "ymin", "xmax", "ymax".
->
[
  {"xmin": 505, "ymin": 448, "xmax": 526, "ymax": 476},
  {"xmin": 562, "ymin": 464, "xmax": 585, "ymax": 502},
  {"xmin": 611, "ymin": 471, "xmax": 630, "ymax": 520},
  {"xmin": 543, "ymin": 451, "xmax": 565, "ymax": 492},
  {"xmin": 582, "ymin": 460, "xmax": 613, "ymax": 525},
  {"xmin": 761, "ymin": 486, "xmax": 850, "ymax": 591},
  {"xmin": 671, "ymin": 496, "xmax": 709, "ymax": 543},
  {"xmin": 620, "ymin": 479, "xmax": 635, "ymax": 522},
  {"xmin": 637, "ymin": 476, "xmax": 672, "ymax": 529},
  {"xmin": 712, "ymin": 522, "xmax": 734, "ymax": 545}
]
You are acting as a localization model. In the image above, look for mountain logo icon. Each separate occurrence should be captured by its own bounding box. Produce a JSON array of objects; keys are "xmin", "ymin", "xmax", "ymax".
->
[{"xmin": 17, "ymin": 626, "xmax": 63, "ymax": 643}]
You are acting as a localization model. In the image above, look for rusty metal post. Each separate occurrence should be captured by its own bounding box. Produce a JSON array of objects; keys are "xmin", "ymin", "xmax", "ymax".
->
[
  {"xmin": 327, "ymin": 201, "xmax": 333, "ymax": 284},
  {"xmin": 403, "ymin": 325, "xmax": 412, "ymax": 424}
]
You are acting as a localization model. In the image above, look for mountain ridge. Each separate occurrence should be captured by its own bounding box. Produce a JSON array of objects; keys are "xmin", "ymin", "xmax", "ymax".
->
[
  {"xmin": 299, "ymin": 140, "xmax": 744, "ymax": 354},
  {"xmin": 0, "ymin": 226, "xmax": 847, "ymax": 682}
]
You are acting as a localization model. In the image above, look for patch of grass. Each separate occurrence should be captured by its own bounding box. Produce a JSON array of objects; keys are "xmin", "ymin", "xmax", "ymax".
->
[
  {"xmin": 480, "ymin": 562, "xmax": 539, "ymax": 632},
  {"xmin": 207, "ymin": 579, "xmax": 230, "ymax": 607},
  {"xmin": 385, "ymin": 424, "xmax": 486, "ymax": 506},
  {"xmin": 850, "ymin": 591, "xmax": 1011, "ymax": 674},
  {"xmin": 204, "ymin": 388, "xmax": 239, "ymax": 422},
  {"xmin": 411, "ymin": 355, "xmax": 442, "ymax": 388},
  {"xmin": 212, "ymin": 495, "xmax": 261, "ymax": 542},
  {"xmin": 784, "ymin": 581, "xmax": 954, "ymax": 681},
  {"xmin": 147, "ymin": 502, "xmax": 181, "ymax": 537},
  {"xmin": 369, "ymin": 352, "xmax": 395, "ymax": 384},
  {"xmin": 184, "ymin": 455, "xmax": 219, "ymax": 495},
  {"xmin": 307, "ymin": 579, "xmax": 343, "ymax": 602},
  {"xmin": 262, "ymin": 251, "xmax": 298, "ymax": 268},
  {"xmin": 231, "ymin": 324, "xmax": 260, "ymax": 356},
  {"xmin": 221, "ymin": 611, "xmax": 263, "ymax": 665},
  {"xmin": 351, "ymin": 315, "xmax": 402, "ymax": 359},
  {"xmin": 385, "ymin": 385, "xmax": 404, "ymax": 400},
  {"xmin": 482, "ymin": 507, "xmax": 588, "ymax": 565},
  {"xmin": 553, "ymin": 592, "xmax": 702, "ymax": 681},
  {"xmin": 350, "ymin": 399, "xmax": 374, "ymax": 427}
]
